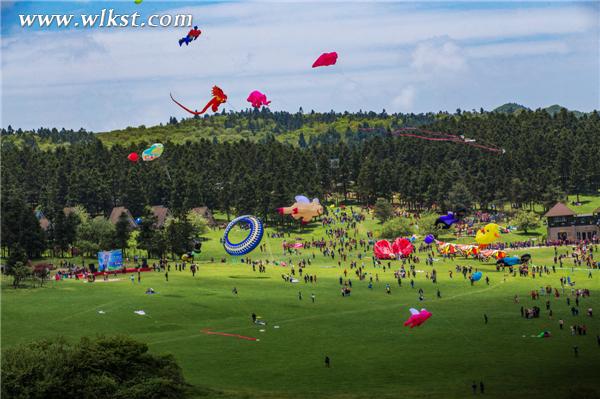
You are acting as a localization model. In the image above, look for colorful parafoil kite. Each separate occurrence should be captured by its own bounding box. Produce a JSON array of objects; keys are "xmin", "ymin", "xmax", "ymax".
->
[
  {"xmin": 127, "ymin": 152, "xmax": 139, "ymax": 162},
  {"xmin": 170, "ymin": 86, "xmax": 227, "ymax": 116},
  {"xmin": 480, "ymin": 249, "xmax": 506, "ymax": 260},
  {"xmin": 142, "ymin": 143, "xmax": 164, "ymax": 161},
  {"xmin": 178, "ymin": 26, "xmax": 201, "ymax": 47},
  {"xmin": 278, "ymin": 196, "xmax": 323, "ymax": 223},
  {"xmin": 404, "ymin": 308, "xmax": 432, "ymax": 328},
  {"xmin": 312, "ymin": 52, "xmax": 338, "ymax": 68},
  {"xmin": 472, "ymin": 271, "xmax": 482, "ymax": 281},
  {"xmin": 223, "ymin": 215, "xmax": 264, "ymax": 256},
  {"xmin": 424, "ymin": 234, "xmax": 435, "ymax": 244},
  {"xmin": 247, "ymin": 90, "xmax": 271, "ymax": 109},
  {"xmin": 475, "ymin": 223, "xmax": 501, "ymax": 245}
]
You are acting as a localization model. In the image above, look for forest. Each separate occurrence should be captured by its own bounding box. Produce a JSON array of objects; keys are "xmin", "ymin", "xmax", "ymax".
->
[{"xmin": 2, "ymin": 107, "xmax": 599, "ymax": 258}]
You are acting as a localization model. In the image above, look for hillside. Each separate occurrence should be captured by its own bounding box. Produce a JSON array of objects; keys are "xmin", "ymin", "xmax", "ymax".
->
[{"xmin": 0, "ymin": 106, "xmax": 593, "ymax": 151}]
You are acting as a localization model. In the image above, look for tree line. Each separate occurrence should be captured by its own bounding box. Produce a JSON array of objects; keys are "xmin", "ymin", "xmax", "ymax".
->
[{"xmin": 2, "ymin": 108, "xmax": 599, "ymax": 260}]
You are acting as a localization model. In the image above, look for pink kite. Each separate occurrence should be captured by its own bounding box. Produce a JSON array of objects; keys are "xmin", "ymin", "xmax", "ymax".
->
[
  {"xmin": 392, "ymin": 238, "xmax": 413, "ymax": 257},
  {"xmin": 247, "ymin": 90, "xmax": 271, "ymax": 108},
  {"xmin": 312, "ymin": 52, "xmax": 338, "ymax": 68},
  {"xmin": 404, "ymin": 308, "xmax": 432, "ymax": 328},
  {"xmin": 374, "ymin": 240, "xmax": 395, "ymax": 259}
]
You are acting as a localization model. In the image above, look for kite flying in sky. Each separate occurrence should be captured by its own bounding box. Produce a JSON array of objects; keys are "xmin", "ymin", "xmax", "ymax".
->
[
  {"xmin": 247, "ymin": 90, "xmax": 271, "ymax": 108},
  {"xmin": 361, "ymin": 127, "xmax": 504, "ymax": 153},
  {"xmin": 179, "ymin": 26, "xmax": 202, "ymax": 46},
  {"xmin": 312, "ymin": 52, "xmax": 338, "ymax": 68},
  {"xmin": 170, "ymin": 86, "xmax": 227, "ymax": 115}
]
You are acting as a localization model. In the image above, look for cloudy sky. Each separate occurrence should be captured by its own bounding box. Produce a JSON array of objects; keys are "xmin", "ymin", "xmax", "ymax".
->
[{"xmin": 1, "ymin": 1, "xmax": 598, "ymax": 132}]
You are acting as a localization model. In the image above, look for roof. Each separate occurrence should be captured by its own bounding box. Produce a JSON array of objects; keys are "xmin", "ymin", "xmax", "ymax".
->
[
  {"xmin": 151, "ymin": 205, "xmax": 171, "ymax": 228},
  {"xmin": 109, "ymin": 207, "xmax": 137, "ymax": 228},
  {"xmin": 191, "ymin": 206, "xmax": 216, "ymax": 225},
  {"xmin": 544, "ymin": 202, "xmax": 576, "ymax": 218}
]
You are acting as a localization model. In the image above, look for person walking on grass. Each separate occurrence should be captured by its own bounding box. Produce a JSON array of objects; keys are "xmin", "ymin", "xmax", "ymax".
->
[
  {"xmin": 472, "ymin": 381, "xmax": 477, "ymax": 394},
  {"xmin": 480, "ymin": 381, "xmax": 485, "ymax": 394},
  {"xmin": 311, "ymin": 293, "xmax": 315, "ymax": 303},
  {"xmin": 165, "ymin": 271, "xmax": 168, "ymax": 282},
  {"xmin": 298, "ymin": 291, "xmax": 302, "ymax": 301},
  {"xmin": 484, "ymin": 314, "xmax": 488, "ymax": 324},
  {"xmin": 325, "ymin": 356, "xmax": 330, "ymax": 368}
]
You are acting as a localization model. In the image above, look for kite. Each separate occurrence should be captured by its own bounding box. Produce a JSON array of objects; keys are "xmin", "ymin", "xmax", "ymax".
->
[
  {"xmin": 497, "ymin": 254, "xmax": 531, "ymax": 267},
  {"xmin": 392, "ymin": 238, "xmax": 414, "ymax": 257},
  {"xmin": 472, "ymin": 271, "xmax": 482, "ymax": 282},
  {"xmin": 361, "ymin": 127, "xmax": 504, "ymax": 154},
  {"xmin": 278, "ymin": 196, "xmax": 323, "ymax": 224},
  {"xmin": 178, "ymin": 26, "xmax": 202, "ymax": 47},
  {"xmin": 201, "ymin": 328, "xmax": 257, "ymax": 341},
  {"xmin": 170, "ymin": 86, "xmax": 227, "ymax": 116},
  {"xmin": 223, "ymin": 215, "xmax": 264, "ymax": 256},
  {"xmin": 312, "ymin": 52, "xmax": 338, "ymax": 68},
  {"xmin": 424, "ymin": 234, "xmax": 435, "ymax": 244},
  {"xmin": 247, "ymin": 90, "xmax": 271, "ymax": 109},
  {"xmin": 404, "ymin": 308, "xmax": 432, "ymax": 328},
  {"xmin": 127, "ymin": 152, "xmax": 139, "ymax": 162},
  {"xmin": 435, "ymin": 212, "xmax": 460, "ymax": 229},
  {"xmin": 135, "ymin": 217, "xmax": 142, "ymax": 225},
  {"xmin": 475, "ymin": 223, "xmax": 501, "ymax": 245},
  {"xmin": 142, "ymin": 143, "xmax": 164, "ymax": 161},
  {"xmin": 374, "ymin": 240, "xmax": 395, "ymax": 259}
]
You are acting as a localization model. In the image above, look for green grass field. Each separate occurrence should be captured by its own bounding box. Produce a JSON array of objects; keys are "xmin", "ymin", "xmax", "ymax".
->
[{"xmin": 2, "ymin": 217, "xmax": 600, "ymax": 399}]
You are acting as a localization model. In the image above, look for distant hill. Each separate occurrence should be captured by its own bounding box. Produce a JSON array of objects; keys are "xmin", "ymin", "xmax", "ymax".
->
[
  {"xmin": 493, "ymin": 102, "xmax": 587, "ymax": 117},
  {"xmin": 492, "ymin": 103, "xmax": 530, "ymax": 114},
  {"xmin": 543, "ymin": 104, "xmax": 585, "ymax": 118}
]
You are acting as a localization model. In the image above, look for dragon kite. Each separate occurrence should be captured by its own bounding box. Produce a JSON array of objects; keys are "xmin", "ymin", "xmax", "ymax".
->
[{"xmin": 170, "ymin": 86, "xmax": 227, "ymax": 116}]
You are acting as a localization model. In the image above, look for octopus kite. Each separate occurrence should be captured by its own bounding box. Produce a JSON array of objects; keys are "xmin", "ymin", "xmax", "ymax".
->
[{"xmin": 170, "ymin": 86, "xmax": 227, "ymax": 115}]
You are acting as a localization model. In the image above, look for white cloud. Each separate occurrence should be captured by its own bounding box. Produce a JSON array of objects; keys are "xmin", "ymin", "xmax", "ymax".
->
[
  {"xmin": 411, "ymin": 39, "xmax": 467, "ymax": 73},
  {"xmin": 391, "ymin": 86, "xmax": 416, "ymax": 112},
  {"xmin": 466, "ymin": 40, "xmax": 570, "ymax": 58}
]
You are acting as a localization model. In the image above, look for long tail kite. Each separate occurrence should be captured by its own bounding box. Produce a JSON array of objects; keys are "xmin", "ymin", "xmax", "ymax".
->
[
  {"xmin": 361, "ymin": 127, "xmax": 505, "ymax": 154},
  {"xmin": 201, "ymin": 328, "xmax": 257, "ymax": 341},
  {"xmin": 170, "ymin": 86, "xmax": 227, "ymax": 115}
]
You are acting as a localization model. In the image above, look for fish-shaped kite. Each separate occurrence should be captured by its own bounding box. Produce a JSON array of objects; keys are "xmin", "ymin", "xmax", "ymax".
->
[
  {"xmin": 312, "ymin": 52, "xmax": 338, "ymax": 68},
  {"xmin": 278, "ymin": 196, "xmax": 323, "ymax": 223},
  {"xmin": 170, "ymin": 86, "xmax": 227, "ymax": 115}
]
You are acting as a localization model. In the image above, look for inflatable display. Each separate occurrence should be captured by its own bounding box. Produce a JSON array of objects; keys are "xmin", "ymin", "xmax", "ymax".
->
[
  {"xmin": 374, "ymin": 240, "xmax": 395, "ymax": 259},
  {"xmin": 223, "ymin": 215, "xmax": 264, "ymax": 256},
  {"xmin": 475, "ymin": 223, "xmax": 501, "ymax": 245},
  {"xmin": 278, "ymin": 196, "xmax": 323, "ymax": 223},
  {"xmin": 472, "ymin": 271, "xmax": 482, "ymax": 281},
  {"xmin": 404, "ymin": 308, "xmax": 432, "ymax": 328}
]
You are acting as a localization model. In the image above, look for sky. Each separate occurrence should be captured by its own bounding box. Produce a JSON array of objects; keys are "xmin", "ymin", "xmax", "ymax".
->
[{"xmin": 1, "ymin": 1, "xmax": 599, "ymax": 132}]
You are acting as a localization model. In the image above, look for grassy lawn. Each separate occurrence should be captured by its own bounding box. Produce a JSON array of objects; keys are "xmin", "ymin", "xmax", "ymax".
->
[{"xmin": 2, "ymin": 217, "xmax": 600, "ymax": 399}]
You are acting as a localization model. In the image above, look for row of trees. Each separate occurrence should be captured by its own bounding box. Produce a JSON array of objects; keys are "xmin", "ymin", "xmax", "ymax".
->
[
  {"xmin": 1, "ymin": 108, "xmax": 598, "ymax": 258},
  {"xmin": 1, "ymin": 189, "xmax": 208, "ymax": 269}
]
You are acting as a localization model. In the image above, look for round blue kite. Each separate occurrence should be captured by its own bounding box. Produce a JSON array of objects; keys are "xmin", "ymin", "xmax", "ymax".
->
[
  {"xmin": 223, "ymin": 215, "xmax": 264, "ymax": 256},
  {"xmin": 472, "ymin": 271, "xmax": 482, "ymax": 282}
]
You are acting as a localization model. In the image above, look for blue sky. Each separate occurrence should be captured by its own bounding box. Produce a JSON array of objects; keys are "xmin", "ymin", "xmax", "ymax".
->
[{"xmin": 1, "ymin": 1, "xmax": 598, "ymax": 132}]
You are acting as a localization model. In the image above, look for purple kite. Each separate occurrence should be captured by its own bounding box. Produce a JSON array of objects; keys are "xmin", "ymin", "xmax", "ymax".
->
[
  {"xmin": 312, "ymin": 52, "xmax": 338, "ymax": 68},
  {"xmin": 247, "ymin": 90, "xmax": 271, "ymax": 109}
]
